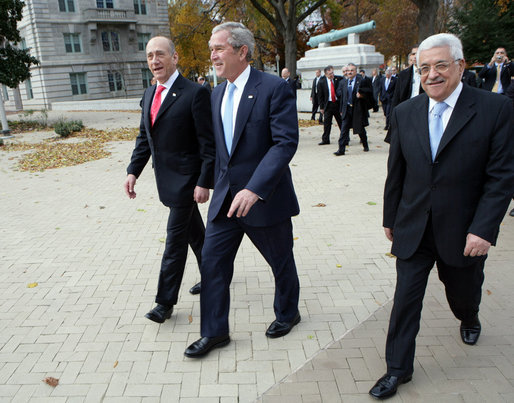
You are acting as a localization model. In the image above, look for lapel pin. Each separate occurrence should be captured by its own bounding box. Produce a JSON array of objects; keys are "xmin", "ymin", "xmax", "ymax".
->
[
  {"xmin": 172, "ymin": 93, "xmax": 177, "ymax": 97},
  {"xmin": 248, "ymin": 95, "xmax": 254, "ymax": 99}
]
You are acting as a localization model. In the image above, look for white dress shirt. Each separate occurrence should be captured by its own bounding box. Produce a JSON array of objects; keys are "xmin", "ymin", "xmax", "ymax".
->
[
  {"xmin": 155, "ymin": 70, "xmax": 179, "ymax": 103},
  {"xmin": 221, "ymin": 65, "xmax": 251, "ymax": 138}
]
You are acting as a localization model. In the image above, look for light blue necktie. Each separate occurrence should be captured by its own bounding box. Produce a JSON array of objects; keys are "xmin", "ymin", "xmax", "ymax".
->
[
  {"xmin": 429, "ymin": 102, "xmax": 449, "ymax": 161},
  {"xmin": 223, "ymin": 83, "xmax": 236, "ymax": 155}
]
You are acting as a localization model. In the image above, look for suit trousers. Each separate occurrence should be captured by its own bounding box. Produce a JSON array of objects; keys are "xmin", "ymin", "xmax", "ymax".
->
[
  {"xmin": 200, "ymin": 193, "xmax": 300, "ymax": 337},
  {"xmin": 382, "ymin": 100, "xmax": 392, "ymax": 129},
  {"xmin": 321, "ymin": 101, "xmax": 342, "ymax": 143},
  {"xmin": 385, "ymin": 219, "xmax": 485, "ymax": 377},
  {"xmin": 338, "ymin": 106, "xmax": 368, "ymax": 152},
  {"xmin": 155, "ymin": 203, "xmax": 204, "ymax": 306},
  {"xmin": 311, "ymin": 96, "xmax": 322, "ymax": 122}
]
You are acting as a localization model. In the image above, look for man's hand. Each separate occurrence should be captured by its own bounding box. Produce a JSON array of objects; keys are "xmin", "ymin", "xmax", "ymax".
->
[
  {"xmin": 227, "ymin": 189, "xmax": 259, "ymax": 218},
  {"xmin": 463, "ymin": 233, "xmax": 491, "ymax": 257},
  {"xmin": 194, "ymin": 186, "xmax": 210, "ymax": 204},
  {"xmin": 356, "ymin": 92, "xmax": 363, "ymax": 98},
  {"xmin": 124, "ymin": 174, "xmax": 137, "ymax": 199},
  {"xmin": 384, "ymin": 227, "xmax": 393, "ymax": 242}
]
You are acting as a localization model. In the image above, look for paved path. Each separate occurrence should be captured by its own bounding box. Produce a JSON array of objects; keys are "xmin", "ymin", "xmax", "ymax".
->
[{"xmin": 1, "ymin": 110, "xmax": 513, "ymax": 402}]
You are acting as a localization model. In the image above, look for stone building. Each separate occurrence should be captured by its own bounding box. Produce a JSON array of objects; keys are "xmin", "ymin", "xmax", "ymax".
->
[{"xmin": 2, "ymin": 0, "xmax": 170, "ymax": 109}]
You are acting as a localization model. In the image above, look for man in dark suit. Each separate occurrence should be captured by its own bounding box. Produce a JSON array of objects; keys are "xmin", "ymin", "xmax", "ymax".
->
[
  {"xmin": 371, "ymin": 68, "xmax": 382, "ymax": 112},
  {"xmin": 379, "ymin": 68, "xmax": 397, "ymax": 131},
  {"xmin": 184, "ymin": 22, "xmax": 301, "ymax": 358},
  {"xmin": 370, "ymin": 33, "xmax": 514, "ymax": 400},
  {"xmin": 317, "ymin": 65, "xmax": 342, "ymax": 145},
  {"xmin": 124, "ymin": 36, "xmax": 215, "ymax": 323},
  {"xmin": 310, "ymin": 69, "xmax": 323, "ymax": 123},
  {"xmin": 197, "ymin": 76, "xmax": 212, "ymax": 93},
  {"xmin": 385, "ymin": 47, "xmax": 422, "ymax": 143},
  {"xmin": 461, "ymin": 69, "xmax": 477, "ymax": 87},
  {"xmin": 478, "ymin": 47, "xmax": 513, "ymax": 93},
  {"xmin": 281, "ymin": 68, "xmax": 297, "ymax": 98},
  {"xmin": 334, "ymin": 63, "xmax": 373, "ymax": 155}
]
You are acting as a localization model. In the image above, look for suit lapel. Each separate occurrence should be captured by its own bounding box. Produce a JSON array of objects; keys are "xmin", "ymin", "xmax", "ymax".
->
[
  {"xmin": 412, "ymin": 94, "xmax": 432, "ymax": 162},
  {"xmin": 144, "ymin": 85, "xmax": 154, "ymax": 133},
  {"xmin": 436, "ymin": 86, "xmax": 476, "ymax": 159},
  {"xmin": 153, "ymin": 74, "xmax": 183, "ymax": 125},
  {"xmin": 212, "ymin": 81, "xmax": 227, "ymax": 157},
  {"xmin": 231, "ymin": 68, "xmax": 259, "ymax": 156}
]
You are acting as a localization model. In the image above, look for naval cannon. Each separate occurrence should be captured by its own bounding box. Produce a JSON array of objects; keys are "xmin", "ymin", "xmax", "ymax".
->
[{"xmin": 307, "ymin": 21, "xmax": 376, "ymax": 48}]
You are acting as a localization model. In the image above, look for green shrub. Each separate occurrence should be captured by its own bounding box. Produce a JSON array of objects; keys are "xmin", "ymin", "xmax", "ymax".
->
[{"xmin": 54, "ymin": 118, "xmax": 84, "ymax": 137}]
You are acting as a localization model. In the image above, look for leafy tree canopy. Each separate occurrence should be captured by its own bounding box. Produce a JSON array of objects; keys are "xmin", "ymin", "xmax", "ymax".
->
[
  {"xmin": 448, "ymin": 0, "xmax": 514, "ymax": 64},
  {"xmin": 0, "ymin": 0, "xmax": 39, "ymax": 88}
]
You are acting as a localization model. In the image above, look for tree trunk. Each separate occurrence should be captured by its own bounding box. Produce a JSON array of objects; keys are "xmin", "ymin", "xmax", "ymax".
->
[
  {"xmin": 284, "ymin": 28, "xmax": 297, "ymax": 79},
  {"xmin": 412, "ymin": 0, "xmax": 439, "ymax": 43}
]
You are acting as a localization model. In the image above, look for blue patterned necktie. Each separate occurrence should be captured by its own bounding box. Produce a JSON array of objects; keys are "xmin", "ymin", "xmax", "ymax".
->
[
  {"xmin": 223, "ymin": 83, "xmax": 236, "ymax": 155},
  {"xmin": 347, "ymin": 79, "xmax": 353, "ymax": 104},
  {"xmin": 429, "ymin": 102, "xmax": 449, "ymax": 160}
]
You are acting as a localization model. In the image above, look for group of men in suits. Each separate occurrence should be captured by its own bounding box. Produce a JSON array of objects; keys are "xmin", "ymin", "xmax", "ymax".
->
[
  {"xmin": 369, "ymin": 33, "xmax": 514, "ymax": 399},
  {"xmin": 125, "ymin": 23, "xmax": 301, "ymax": 358},
  {"xmin": 379, "ymin": 68, "xmax": 397, "ymax": 131},
  {"xmin": 316, "ymin": 64, "xmax": 373, "ymax": 155}
]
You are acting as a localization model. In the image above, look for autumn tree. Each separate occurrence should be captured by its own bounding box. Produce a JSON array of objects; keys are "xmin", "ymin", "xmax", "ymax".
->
[
  {"xmin": 447, "ymin": 0, "xmax": 514, "ymax": 64},
  {"xmin": 248, "ymin": 0, "xmax": 338, "ymax": 78},
  {"xmin": 168, "ymin": 0, "xmax": 215, "ymax": 79},
  {"xmin": 410, "ymin": 0, "xmax": 439, "ymax": 42}
]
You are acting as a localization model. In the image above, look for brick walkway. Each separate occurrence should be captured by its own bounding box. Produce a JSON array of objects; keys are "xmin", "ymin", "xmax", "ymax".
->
[{"xmin": 1, "ymin": 110, "xmax": 512, "ymax": 402}]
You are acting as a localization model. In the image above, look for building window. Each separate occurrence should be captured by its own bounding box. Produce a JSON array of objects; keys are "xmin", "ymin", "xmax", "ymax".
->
[
  {"xmin": 137, "ymin": 33, "xmax": 150, "ymax": 51},
  {"xmin": 70, "ymin": 73, "xmax": 88, "ymax": 95},
  {"xmin": 134, "ymin": 0, "xmax": 146, "ymax": 15},
  {"xmin": 58, "ymin": 0, "xmax": 75, "ymax": 12},
  {"xmin": 108, "ymin": 71, "xmax": 124, "ymax": 92},
  {"xmin": 101, "ymin": 31, "xmax": 120, "ymax": 52},
  {"xmin": 96, "ymin": 0, "xmax": 113, "ymax": 8},
  {"xmin": 2, "ymin": 85, "xmax": 9, "ymax": 101},
  {"xmin": 25, "ymin": 79, "xmax": 34, "ymax": 99},
  {"xmin": 63, "ymin": 33, "xmax": 81, "ymax": 53},
  {"xmin": 142, "ymin": 68, "xmax": 152, "ymax": 89}
]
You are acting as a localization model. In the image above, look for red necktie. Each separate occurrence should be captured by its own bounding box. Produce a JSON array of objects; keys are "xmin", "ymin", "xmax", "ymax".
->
[
  {"xmin": 330, "ymin": 79, "xmax": 336, "ymax": 101},
  {"xmin": 150, "ymin": 85, "xmax": 166, "ymax": 126}
]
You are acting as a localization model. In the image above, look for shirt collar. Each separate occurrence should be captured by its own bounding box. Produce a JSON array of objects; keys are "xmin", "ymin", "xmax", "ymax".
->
[
  {"xmin": 428, "ymin": 81, "xmax": 463, "ymax": 112},
  {"xmin": 157, "ymin": 70, "xmax": 179, "ymax": 89},
  {"xmin": 227, "ymin": 65, "xmax": 251, "ymax": 92}
]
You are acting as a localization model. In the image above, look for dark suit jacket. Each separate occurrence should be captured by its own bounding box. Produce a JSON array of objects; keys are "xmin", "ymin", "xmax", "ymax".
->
[
  {"xmin": 317, "ymin": 75, "xmax": 343, "ymax": 110},
  {"xmin": 202, "ymin": 81, "xmax": 212, "ymax": 93},
  {"xmin": 337, "ymin": 75, "xmax": 372, "ymax": 133},
  {"xmin": 478, "ymin": 61, "xmax": 514, "ymax": 92},
  {"xmin": 384, "ymin": 85, "xmax": 514, "ymax": 267},
  {"xmin": 371, "ymin": 74, "xmax": 382, "ymax": 101},
  {"xmin": 310, "ymin": 76, "xmax": 321, "ymax": 99},
  {"xmin": 127, "ymin": 74, "xmax": 215, "ymax": 207},
  {"xmin": 391, "ymin": 65, "xmax": 423, "ymax": 109},
  {"xmin": 284, "ymin": 77, "xmax": 297, "ymax": 98},
  {"xmin": 379, "ymin": 76, "xmax": 397, "ymax": 104},
  {"xmin": 461, "ymin": 69, "xmax": 477, "ymax": 87},
  {"xmin": 208, "ymin": 67, "xmax": 299, "ymax": 227}
]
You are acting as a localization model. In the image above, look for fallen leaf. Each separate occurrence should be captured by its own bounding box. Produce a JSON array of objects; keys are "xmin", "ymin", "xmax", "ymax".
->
[
  {"xmin": 84, "ymin": 204, "xmax": 89, "ymax": 208},
  {"xmin": 43, "ymin": 377, "xmax": 59, "ymax": 387},
  {"xmin": 312, "ymin": 203, "xmax": 326, "ymax": 207},
  {"xmin": 293, "ymin": 237, "xmax": 299, "ymax": 241},
  {"xmin": 99, "ymin": 206, "xmax": 105, "ymax": 209},
  {"xmin": 188, "ymin": 315, "xmax": 193, "ymax": 324},
  {"xmin": 486, "ymin": 289, "xmax": 492, "ymax": 295},
  {"xmin": 385, "ymin": 253, "xmax": 396, "ymax": 258},
  {"xmin": 27, "ymin": 283, "xmax": 38, "ymax": 288},
  {"xmin": 113, "ymin": 361, "xmax": 118, "ymax": 368},
  {"xmin": 367, "ymin": 201, "xmax": 377, "ymax": 205},
  {"xmin": 336, "ymin": 264, "xmax": 342, "ymax": 268},
  {"xmin": 137, "ymin": 209, "xmax": 146, "ymax": 212},
  {"xmin": 307, "ymin": 335, "xmax": 314, "ymax": 339},
  {"xmin": 159, "ymin": 238, "xmax": 165, "ymax": 243}
]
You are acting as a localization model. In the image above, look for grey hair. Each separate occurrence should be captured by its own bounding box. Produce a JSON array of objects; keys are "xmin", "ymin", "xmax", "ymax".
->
[
  {"xmin": 416, "ymin": 33, "xmax": 463, "ymax": 65},
  {"xmin": 347, "ymin": 63, "xmax": 357, "ymax": 69},
  {"xmin": 211, "ymin": 22, "xmax": 255, "ymax": 61},
  {"xmin": 147, "ymin": 36, "xmax": 176, "ymax": 55}
]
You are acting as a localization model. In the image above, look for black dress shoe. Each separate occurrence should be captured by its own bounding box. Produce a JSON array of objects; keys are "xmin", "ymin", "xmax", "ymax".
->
[
  {"xmin": 318, "ymin": 141, "xmax": 330, "ymax": 145},
  {"xmin": 460, "ymin": 317, "xmax": 481, "ymax": 345},
  {"xmin": 184, "ymin": 335, "xmax": 230, "ymax": 358},
  {"xmin": 265, "ymin": 312, "xmax": 301, "ymax": 338},
  {"xmin": 145, "ymin": 304, "xmax": 173, "ymax": 323},
  {"xmin": 363, "ymin": 146, "xmax": 369, "ymax": 152},
  {"xmin": 189, "ymin": 282, "xmax": 201, "ymax": 295},
  {"xmin": 369, "ymin": 373, "xmax": 412, "ymax": 399},
  {"xmin": 333, "ymin": 150, "xmax": 345, "ymax": 156}
]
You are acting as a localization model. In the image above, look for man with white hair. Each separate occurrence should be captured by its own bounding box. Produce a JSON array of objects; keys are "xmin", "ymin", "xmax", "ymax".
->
[{"xmin": 370, "ymin": 33, "xmax": 514, "ymax": 399}]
